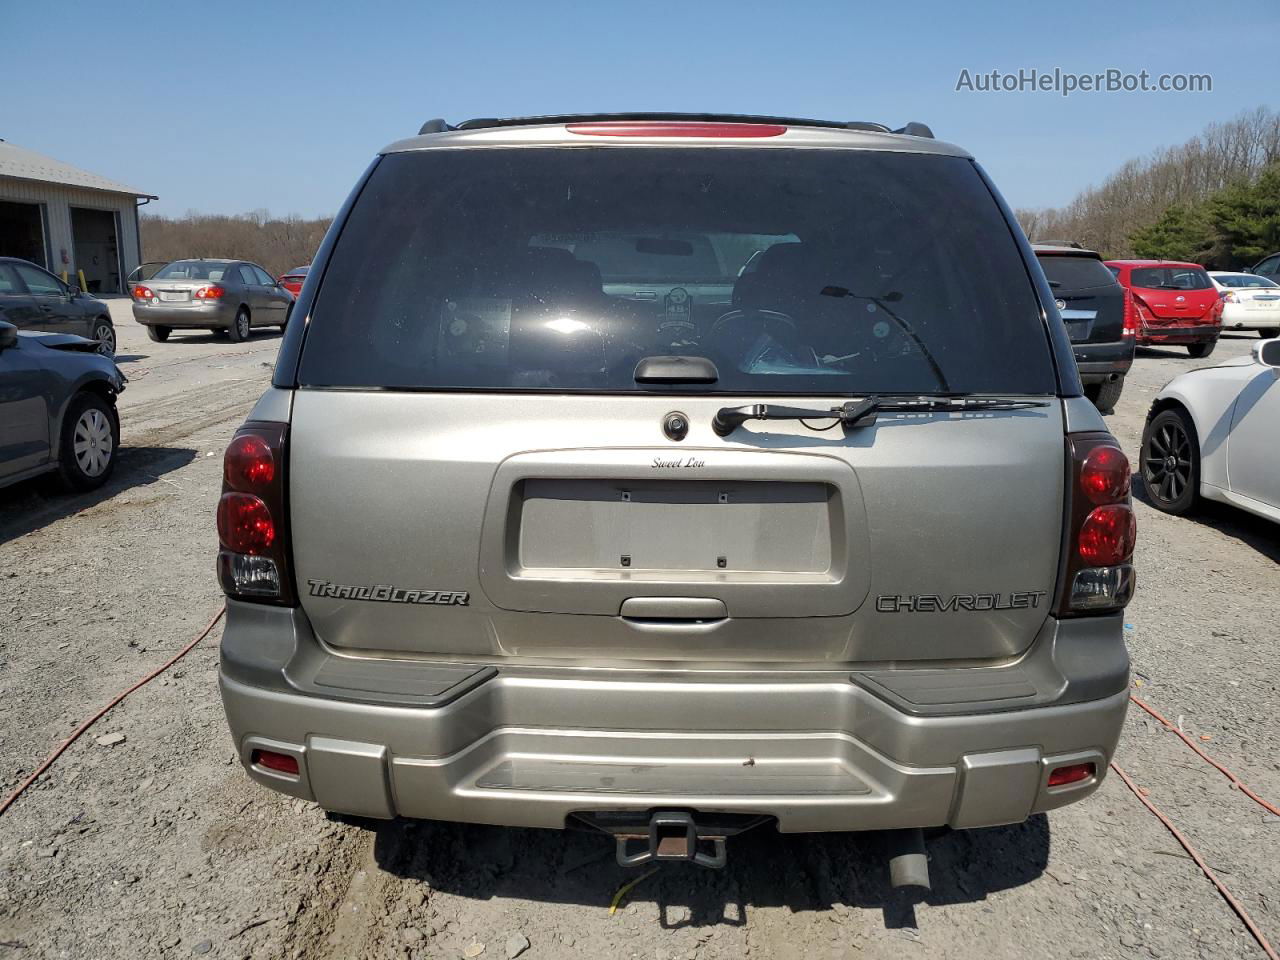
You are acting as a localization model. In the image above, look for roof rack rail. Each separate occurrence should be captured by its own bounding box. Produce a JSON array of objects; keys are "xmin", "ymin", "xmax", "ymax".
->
[
  {"xmin": 1034, "ymin": 240, "xmax": 1085, "ymax": 249},
  {"xmin": 892, "ymin": 122, "xmax": 935, "ymax": 139},
  {"xmin": 417, "ymin": 113, "xmax": 924, "ymax": 136}
]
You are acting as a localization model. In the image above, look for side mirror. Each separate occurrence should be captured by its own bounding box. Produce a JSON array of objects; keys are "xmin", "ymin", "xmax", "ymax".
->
[
  {"xmin": 1253, "ymin": 338, "xmax": 1280, "ymax": 368},
  {"xmin": 0, "ymin": 321, "xmax": 17, "ymax": 350}
]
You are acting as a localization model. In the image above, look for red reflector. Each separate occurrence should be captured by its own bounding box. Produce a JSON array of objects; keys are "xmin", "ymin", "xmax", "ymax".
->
[
  {"xmin": 1080, "ymin": 445, "xmax": 1130, "ymax": 504},
  {"xmin": 1079, "ymin": 504, "xmax": 1137, "ymax": 566},
  {"xmin": 224, "ymin": 434, "xmax": 275, "ymax": 489},
  {"xmin": 251, "ymin": 749, "xmax": 299, "ymax": 776},
  {"xmin": 217, "ymin": 493, "xmax": 275, "ymax": 554},
  {"xmin": 1047, "ymin": 762, "xmax": 1095, "ymax": 787},
  {"xmin": 567, "ymin": 121, "xmax": 786, "ymax": 138}
]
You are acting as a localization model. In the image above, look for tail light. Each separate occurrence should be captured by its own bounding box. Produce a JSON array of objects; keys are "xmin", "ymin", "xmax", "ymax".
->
[
  {"xmin": 1056, "ymin": 435, "xmax": 1137, "ymax": 616},
  {"xmin": 195, "ymin": 285, "xmax": 225, "ymax": 300},
  {"xmin": 217, "ymin": 422, "xmax": 295, "ymax": 605},
  {"xmin": 132, "ymin": 285, "xmax": 154, "ymax": 300},
  {"xmin": 1221, "ymin": 290, "xmax": 1238, "ymax": 303},
  {"xmin": 1130, "ymin": 293, "xmax": 1155, "ymax": 334},
  {"xmin": 1121, "ymin": 290, "xmax": 1138, "ymax": 338},
  {"xmin": 567, "ymin": 121, "xmax": 786, "ymax": 138}
]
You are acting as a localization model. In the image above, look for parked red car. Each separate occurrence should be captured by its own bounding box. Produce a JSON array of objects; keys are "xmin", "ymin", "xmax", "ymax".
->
[
  {"xmin": 1105, "ymin": 260, "xmax": 1223, "ymax": 358},
  {"xmin": 277, "ymin": 264, "xmax": 309, "ymax": 297}
]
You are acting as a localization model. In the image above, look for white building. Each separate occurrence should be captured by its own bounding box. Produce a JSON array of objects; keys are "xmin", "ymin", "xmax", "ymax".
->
[{"xmin": 0, "ymin": 139, "xmax": 156, "ymax": 294}]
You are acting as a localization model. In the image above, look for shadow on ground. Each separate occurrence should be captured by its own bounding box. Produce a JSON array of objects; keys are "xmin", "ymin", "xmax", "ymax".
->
[
  {"xmin": 0, "ymin": 445, "xmax": 197, "ymax": 545},
  {"xmin": 369, "ymin": 816, "xmax": 1050, "ymax": 930},
  {"xmin": 1133, "ymin": 475, "xmax": 1280, "ymax": 563}
]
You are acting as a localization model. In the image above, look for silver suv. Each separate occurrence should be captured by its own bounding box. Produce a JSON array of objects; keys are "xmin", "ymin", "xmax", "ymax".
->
[{"xmin": 216, "ymin": 114, "xmax": 1136, "ymax": 882}]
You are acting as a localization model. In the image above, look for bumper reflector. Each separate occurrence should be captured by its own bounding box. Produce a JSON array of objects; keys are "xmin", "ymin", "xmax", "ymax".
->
[
  {"xmin": 1069, "ymin": 565, "xmax": 1135, "ymax": 611},
  {"xmin": 1047, "ymin": 761, "xmax": 1096, "ymax": 787},
  {"xmin": 251, "ymin": 749, "xmax": 299, "ymax": 777}
]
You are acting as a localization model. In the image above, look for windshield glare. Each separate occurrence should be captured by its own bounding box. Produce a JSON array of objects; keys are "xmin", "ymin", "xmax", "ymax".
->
[{"xmin": 300, "ymin": 148, "xmax": 1056, "ymax": 395}]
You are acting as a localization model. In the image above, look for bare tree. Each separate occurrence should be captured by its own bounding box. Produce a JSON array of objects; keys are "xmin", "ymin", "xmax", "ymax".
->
[{"xmin": 140, "ymin": 212, "xmax": 332, "ymax": 277}]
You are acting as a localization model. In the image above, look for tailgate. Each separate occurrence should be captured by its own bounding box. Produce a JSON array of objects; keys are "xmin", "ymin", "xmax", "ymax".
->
[{"xmin": 289, "ymin": 391, "xmax": 1065, "ymax": 666}]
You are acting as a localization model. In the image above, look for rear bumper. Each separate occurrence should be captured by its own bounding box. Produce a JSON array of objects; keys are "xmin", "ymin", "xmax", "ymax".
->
[
  {"xmin": 1137, "ymin": 324, "xmax": 1221, "ymax": 345},
  {"xmin": 132, "ymin": 301, "xmax": 237, "ymax": 327},
  {"xmin": 219, "ymin": 604, "xmax": 1130, "ymax": 833},
  {"xmin": 1221, "ymin": 304, "xmax": 1280, "ymax": 329},
  {"xmin": 1073, "ymin": 340, "xmax": 1134, "ymax": 383}
]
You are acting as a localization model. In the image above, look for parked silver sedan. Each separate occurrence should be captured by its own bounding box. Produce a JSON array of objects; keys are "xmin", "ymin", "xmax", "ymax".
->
[{"xmin": 131, "ymin": 259, "xmax": 294, "ymax": 343}]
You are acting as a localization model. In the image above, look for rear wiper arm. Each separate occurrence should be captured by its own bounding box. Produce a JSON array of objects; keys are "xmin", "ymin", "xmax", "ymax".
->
[{"xmin": 712, "ymin": 395, "xmax": 1051, "ymax": 437}]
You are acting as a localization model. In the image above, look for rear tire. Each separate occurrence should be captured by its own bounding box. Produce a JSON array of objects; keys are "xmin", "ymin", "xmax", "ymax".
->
[
  {"xmin": 1260, "ymin": 329, "xmax": 1279, "ymax": 339},
  {"xmin": 146, "ymin": 325, "xmax": 171, "ymax": 343},
  {"xmin": 1187, "ymin": 341, "xmax": 1215, "ymax": 358},
  {"xmin": 227, "ymin": 308, "xmax": 251, "ymax": 343},
  {"xmin": 1141, "ymin": 407, "xmax": 1199, "ymax": 515},
  {"xmin": 91, "ymin": 318, "xmax": 116, "ymax": 357},
  {"xmin": 54, "ymin": 392, "xmax": 119, "ymax": 492},
  {"xmin": 1084, "ymin": 377, "xmax": 1125, "ymax": 415}
]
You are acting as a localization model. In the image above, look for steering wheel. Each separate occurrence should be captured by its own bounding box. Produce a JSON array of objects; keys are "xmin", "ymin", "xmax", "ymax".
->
[{"xmin": 706, "ymin": 308, "xmax": 819, "ymax": 370}]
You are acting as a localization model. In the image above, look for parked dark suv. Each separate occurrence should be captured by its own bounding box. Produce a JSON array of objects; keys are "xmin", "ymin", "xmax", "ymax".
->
[
  {"xmin": 215, "ymin": 114, "xmax": 1136, "ymax": 883},
  {"xmin": 1032, "ymin": 244, "xmax": 1133, "ymax": 413}
]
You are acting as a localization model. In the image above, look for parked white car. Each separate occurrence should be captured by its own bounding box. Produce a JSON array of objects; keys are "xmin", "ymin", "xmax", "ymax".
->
[
  {"xmin": 1141, "ymin": 339, "xmax": 1280, "ymax": 522},
  {"xmin": 1208, "ymin": 271, "xmax": 1280, "ymax": 337}
]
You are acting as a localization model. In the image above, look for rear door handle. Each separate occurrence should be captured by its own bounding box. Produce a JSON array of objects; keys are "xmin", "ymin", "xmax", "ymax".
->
[{"xmin": 620, "ymin": 597, "xmax": 727, "ymax": 621}]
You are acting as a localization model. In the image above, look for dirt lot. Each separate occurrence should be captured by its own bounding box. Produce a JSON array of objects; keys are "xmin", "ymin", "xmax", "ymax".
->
[{"xmin": 1, "ymin": 302, "xmax": 1277, "ymax": 960}]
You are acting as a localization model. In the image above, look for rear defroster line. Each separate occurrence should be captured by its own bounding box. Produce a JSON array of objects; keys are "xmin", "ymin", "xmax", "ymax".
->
[
  {"xmin": 0, "ymin": 606, "xmax": 226, "ymax": 818},
  {"xmin": 1110, "ymin": 762, "xmax": 1278, "ymax": 960}
]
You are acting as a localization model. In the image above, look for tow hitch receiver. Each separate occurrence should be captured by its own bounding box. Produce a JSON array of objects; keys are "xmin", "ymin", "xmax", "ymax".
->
[{"xmin": 616, "ymin": 811, "xmax": 727, "ymax": 869}]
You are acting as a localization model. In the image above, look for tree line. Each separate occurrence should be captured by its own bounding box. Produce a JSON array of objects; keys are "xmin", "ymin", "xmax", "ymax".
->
[
  {"xmin": 140, "ymin": 210, "xmax": 332, "ymax": 278},
  {"xmin": 1015, "ymin": 106, "xmax": 1280, "ymax": 267}
]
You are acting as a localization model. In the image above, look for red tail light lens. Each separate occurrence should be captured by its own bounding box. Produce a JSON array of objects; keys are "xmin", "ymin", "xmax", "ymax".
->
[
  {"xmin": 224, "ymin": 434, "xmax": 275, "ymax": 489},
  {"xmin": 1047, "ymin": 762, "xmax": 1095, "ymax": 787},
  {"xmin": 1221, "ymin": 290, "xmax": 1237, "ymax": 303},
  {"xmin": 567, "ymin": 121, "xmax": 786, "ymax": 138},
  {"xmin": 217, "ymin": 422, "xmax": 294, "ymax": 605},
  {"xmin": 195, "ymin": 285, "xmax": 225, "ymax": 300},
  {"xmin": 217, "ymin": 493, "xmax": 275, "ymax": 554},
  {"xmin": 133, "ymin": 285, "xmax": 153, "ymax": 300},
  {"xmin": 1057, "ymin": 435, "xmax": 1137, "ymax": 616},
  {"xmin": 1122, "ymin": 290, "xmax": 1138, "ymax": 337},
  {"xmin": 1080, "ymin": 445, "xmax": 1131, "ymax": 504},
  {"xmin": 1079, "ymin": 504, "xmax": 1137, "ymax": 566}
]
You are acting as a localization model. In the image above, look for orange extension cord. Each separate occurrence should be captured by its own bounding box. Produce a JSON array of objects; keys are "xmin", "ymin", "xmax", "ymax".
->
[
  {"xmin": 1114, "ymin": 693, "xmax": 1280, "ymax": 960},
  {"xmin": 1111, "ymin": 761, "xmax": 1278, "ymax": 960},
  {"xmin": 0, "ymin": 607, "xmax": 225, "ymax": 818}
]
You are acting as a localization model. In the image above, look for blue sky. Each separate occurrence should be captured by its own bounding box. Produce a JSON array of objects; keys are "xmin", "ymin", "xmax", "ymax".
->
[{"xmin": 2, "ymin": 0, "xmax": 1275, "ymax": 219}]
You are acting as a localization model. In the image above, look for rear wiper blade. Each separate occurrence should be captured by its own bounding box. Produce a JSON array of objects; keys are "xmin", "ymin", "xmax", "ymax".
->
[{"xmin": 712, "ymin": 395, "xmax": 1051, "ymax": 437}]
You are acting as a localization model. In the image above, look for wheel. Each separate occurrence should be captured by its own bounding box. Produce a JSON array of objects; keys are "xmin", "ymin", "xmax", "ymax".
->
[
  {"xmin": 227, "ymin": 308, "xmax": 251, "ymax": 343},
  {"xmin": 1260, "ymin": 329, "xmax": 1278, "ymax": 339},
  {"xmin": 91, "ymin": 318, "xmax": 116, "ymax": 357},
  {"xmin": 1141, "ymin": 407, "xmax": 1198, "ymax": 515},
  {"xmin": 1187, "ymin": 341, "xmax": 1215, "ymax": 358},
  {"xmin": 1084, "ymin": 377, "xmax": 1125, "ymax": 415},
  {"xmin": 146, "ymin": 325, "xmax": 171, "ymax": 343},
  {"xmin": 54, "ymin": 392, "xmax": 119, "ymax": 492}
]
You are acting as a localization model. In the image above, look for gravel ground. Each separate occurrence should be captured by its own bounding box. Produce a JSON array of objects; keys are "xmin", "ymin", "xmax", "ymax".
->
[{"xmin": 1, "ymin": 306, "xmax": 1277, "ymax": 960}]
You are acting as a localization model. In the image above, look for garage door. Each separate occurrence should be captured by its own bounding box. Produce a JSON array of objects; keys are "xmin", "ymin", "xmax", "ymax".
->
[{"xmin": 0, "ymin": 200, "xmax": 47, "ymax": 268}]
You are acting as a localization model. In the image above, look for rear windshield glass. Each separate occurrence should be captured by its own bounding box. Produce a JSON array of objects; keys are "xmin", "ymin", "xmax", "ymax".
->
[
  {"xmin": 1130, "ymin": 266, "xmax": 1213, "ymax": 291},
  {"xmin": 1037, "ymin": 254, "xmax": 1117, "ymax": 291},
  {"xmin": 154, "ymin": 260, "xmax": 231, "ymax": 281},
  {"xmin": 300, "ymin": 148, "xmax": 1055, "ymax": 395},
  {"xmin": 1213, "ymin": 273, "xmax": 1277, "ymax": 288}
]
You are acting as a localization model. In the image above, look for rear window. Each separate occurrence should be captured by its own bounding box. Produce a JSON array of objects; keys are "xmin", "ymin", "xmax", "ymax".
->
[
  {"xmin": 300, "ymin": 148, "xmax": 1056, "ymax": 395},
  {"xmin": 1214, "ymin": 273, "xmax": 1277, "ymax": 288},
  {"xmin": 1130, "ymin": 266, "xmax": 1213, "ymax": 291},
  {"xmin": 154, "ymin": 260, "xmax": 230, "ymax": 281},
  {"xmin": 1037, "ymin": 254, "xmax": 1117, "ymax": 291}
]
